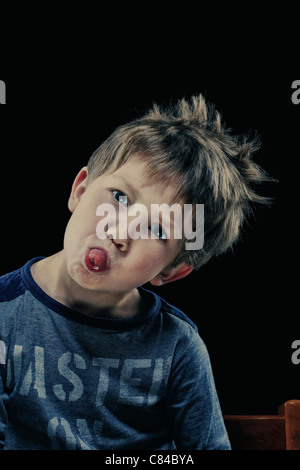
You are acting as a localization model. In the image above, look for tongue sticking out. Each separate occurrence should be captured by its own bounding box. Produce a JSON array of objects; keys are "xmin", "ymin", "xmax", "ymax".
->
[{"xmin": 87, "ymin": 248, "xmax": 108, "ymax": 272}]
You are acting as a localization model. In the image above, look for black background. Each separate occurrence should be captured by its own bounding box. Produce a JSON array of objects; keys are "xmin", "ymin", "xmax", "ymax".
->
[{"xmin": 0, "ymin": 4, "xmax": 299, "ymax": 416}]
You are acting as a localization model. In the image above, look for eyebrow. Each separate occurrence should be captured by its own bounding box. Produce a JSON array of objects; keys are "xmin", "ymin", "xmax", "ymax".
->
[{"xmin": 110, "ymin": 175, "xmax": 140, "ymax": 201}]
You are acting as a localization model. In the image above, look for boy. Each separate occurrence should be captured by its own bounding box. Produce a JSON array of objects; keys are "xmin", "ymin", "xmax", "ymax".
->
[{"xmin": 0, "ymin": 95, "xmax": 270, "ymax": 450}]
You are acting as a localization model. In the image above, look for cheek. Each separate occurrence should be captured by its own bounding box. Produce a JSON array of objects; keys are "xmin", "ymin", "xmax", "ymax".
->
[
  {"xmin": 71, "ymin": 198, "xmax": 100, "ymax": 232},
  {"xmin": 64, "ymin": 209, "xmax": 96, "ymax": 253},
  {"xmin": 130, "ymin": 242, "xmax": 170, "ymax": 273}
]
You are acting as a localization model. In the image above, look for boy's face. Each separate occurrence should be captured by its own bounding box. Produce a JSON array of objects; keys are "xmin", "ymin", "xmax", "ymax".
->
[{"xmin": 63, "ymin": 157, "xmax": 193, "ymax": 293}]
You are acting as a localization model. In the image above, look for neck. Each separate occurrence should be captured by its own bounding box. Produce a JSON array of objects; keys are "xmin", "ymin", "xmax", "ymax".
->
[{"xmin": 30, "ymin": 251, "xmax": 141, "ymax": 319}]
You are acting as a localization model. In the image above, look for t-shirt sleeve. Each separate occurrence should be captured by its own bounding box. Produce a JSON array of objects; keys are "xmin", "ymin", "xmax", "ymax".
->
[{"xmin": 165, "ymin": 333, "xmax": 231, "ymax": 450}]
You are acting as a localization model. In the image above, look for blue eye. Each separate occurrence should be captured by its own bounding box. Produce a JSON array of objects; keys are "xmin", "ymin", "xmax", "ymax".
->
[
  {"xmin": 112, "ymin": 190, "xmax": 128, "ymax": 206},
  {"xmin": 150, "ymin": 224, "xmax": 168, "ymax": 241}
]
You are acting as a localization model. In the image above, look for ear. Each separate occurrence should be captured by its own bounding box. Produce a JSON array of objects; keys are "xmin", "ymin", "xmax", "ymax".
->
[
  {"xmin": 68, "ymin": 166, "xmax": 88, "ymax": 213},
  {"xmin": 149, "ymin": 262, "xmax": 194, "ymax": 287}
]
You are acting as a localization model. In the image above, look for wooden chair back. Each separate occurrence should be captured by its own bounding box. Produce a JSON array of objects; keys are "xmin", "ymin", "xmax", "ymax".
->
[{"xmin": 223, "ymin": 400, "xmax": 300, "ymax": 450}]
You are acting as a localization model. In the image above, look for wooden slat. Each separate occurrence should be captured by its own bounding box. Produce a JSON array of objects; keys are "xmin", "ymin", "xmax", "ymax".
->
[{"xmin": 278, "ymin": 400, "xmax": 300, "ymax": 450}]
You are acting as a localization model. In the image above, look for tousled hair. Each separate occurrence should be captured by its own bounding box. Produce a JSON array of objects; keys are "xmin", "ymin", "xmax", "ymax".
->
[{"xmin": 87, "ymin": 94, "xmax": 273, "ymax": 270}]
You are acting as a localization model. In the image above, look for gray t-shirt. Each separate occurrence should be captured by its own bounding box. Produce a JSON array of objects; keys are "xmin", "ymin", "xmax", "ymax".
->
[{"xmin": 0, "ymin": 258, "xmax": 230, "ymax": 450}]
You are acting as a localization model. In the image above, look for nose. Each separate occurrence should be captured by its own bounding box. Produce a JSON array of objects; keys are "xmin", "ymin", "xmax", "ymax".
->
[
  {"xmin": 107, "ymin": 232, "xmax": 130, "ymax": 252},
  {"xmin": 106, "ymin": 215, "xmax": 131, "ymax": 252},
  {"xmin": 96, "ymin": 203, "xmax": 138, "ymax": 252}
]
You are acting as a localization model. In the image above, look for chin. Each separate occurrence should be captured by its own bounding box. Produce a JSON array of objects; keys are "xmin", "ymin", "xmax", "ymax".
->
[{"xmin": 67, "ymin": 261, "xmax": 101, "ymax": 290}]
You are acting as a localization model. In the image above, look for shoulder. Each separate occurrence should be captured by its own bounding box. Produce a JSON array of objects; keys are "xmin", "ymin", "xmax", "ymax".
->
[
  {"xmin": 146, "ymin": 291, "xmax": 213, "ymax": 380},
  {"xmin": 159, "ymin": 295, "xmax": 198, "ymax": 332},
  {"xmin": 0, "ymin": 266, "xmax": 27, "ymax": 302},
  {"xmin": 141, "ymin": 286, "xmax": 198, "ymax": 333},
  {"xmin": 141, "ymin": 286, "xmax": 206, "ymax": 355},
  {"xmin": 0, "ymin": 258, "xmax": 44, "ymax": 304},
  {"xmin": 140, "ymin": 287, "xmax": 197, "ymax": 331}
]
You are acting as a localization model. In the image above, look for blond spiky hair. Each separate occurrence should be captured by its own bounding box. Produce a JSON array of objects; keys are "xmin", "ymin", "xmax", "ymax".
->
[{"xmin": 87, "ymin": 94, "xmax": 273, "ymax": 269}]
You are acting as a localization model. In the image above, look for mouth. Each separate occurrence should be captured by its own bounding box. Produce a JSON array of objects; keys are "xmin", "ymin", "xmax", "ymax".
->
[{"xmin": 84, "ymin": 247, "xmax": 110, "ymax": 273}]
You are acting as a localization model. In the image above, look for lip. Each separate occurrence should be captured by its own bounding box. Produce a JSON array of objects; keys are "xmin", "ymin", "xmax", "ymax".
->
[{"xmin": 84, "ymin": 247, "xmax": 110, "ymax": 274}]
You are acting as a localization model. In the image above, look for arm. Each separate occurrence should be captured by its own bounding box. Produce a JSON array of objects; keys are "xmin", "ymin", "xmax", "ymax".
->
[
  {"xmin": 166, "ymin": 334, "xmax": 230, "ymax": 450},
  {"xmin": 0, "ymin": 373, "xmax": 7, "ymax": 449},
  {"xmin": 0, "ymin": 341, "xmax": 7, "ymax": 449}
]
